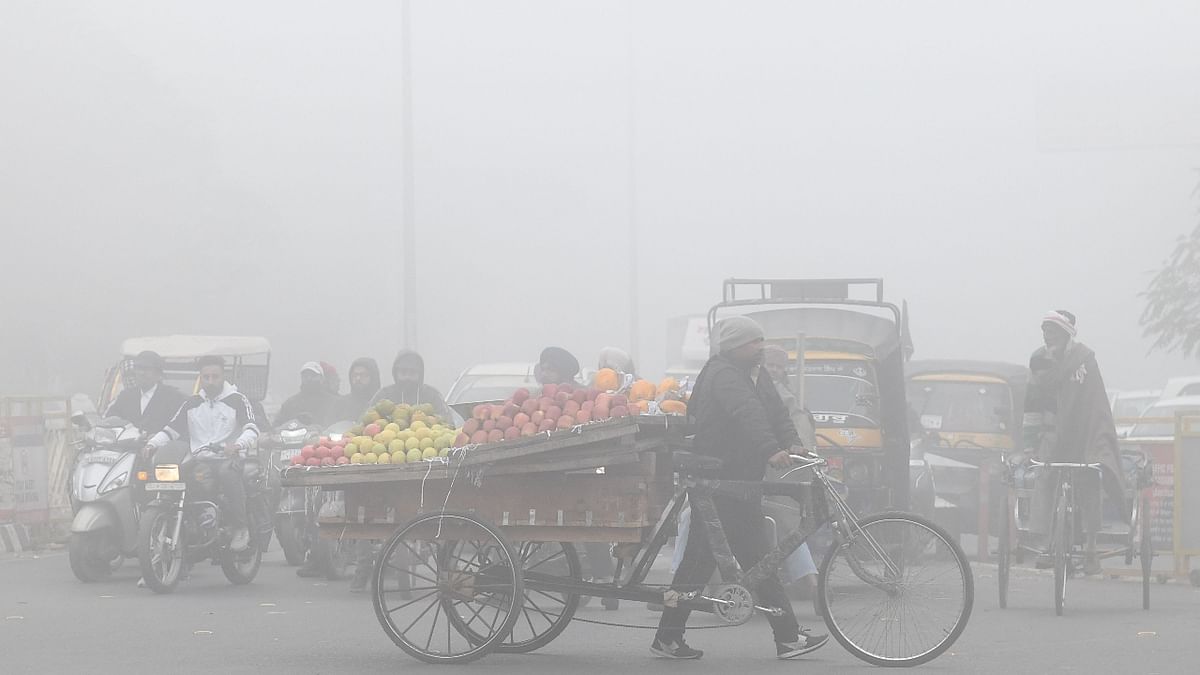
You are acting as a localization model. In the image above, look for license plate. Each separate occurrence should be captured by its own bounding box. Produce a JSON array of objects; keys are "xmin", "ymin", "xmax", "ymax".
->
[{"xmin": 146, "ymin": 482, "xmax": 185, "ymax": 491}]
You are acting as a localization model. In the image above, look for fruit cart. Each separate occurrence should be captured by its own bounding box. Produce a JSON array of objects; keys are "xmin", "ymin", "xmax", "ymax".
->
[{"xmin": 282, "ymin": 416, "xmax": 687, "ymax": 661}]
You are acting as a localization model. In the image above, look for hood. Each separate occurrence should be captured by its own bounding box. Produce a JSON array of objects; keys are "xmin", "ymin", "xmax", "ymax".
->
[
  {"xmin": 350, "ymin": 356, "xmax": 383, "ymax": 395},
  {"xmin": 392, "ymin": 350, "xmax": 425, "ymax": 388}
]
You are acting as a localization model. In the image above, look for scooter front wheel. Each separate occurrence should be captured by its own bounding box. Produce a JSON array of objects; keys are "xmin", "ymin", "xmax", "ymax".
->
[
  {"xmin": 137, "ymin": 505, "xmax": 185, "ymax": 594},
  {"xmin": 68, "ymin": 531, "xmax": 117, "ymax": 582}
]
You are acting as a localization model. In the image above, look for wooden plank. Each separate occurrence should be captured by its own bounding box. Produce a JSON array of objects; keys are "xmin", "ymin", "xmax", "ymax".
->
[
  {"xmin": 319, "ymin": 522, "xmax": 649, "ymax": 544},
  {"xmin": 343, "ymin": 471, "xmax": 671, "ymax": 532}
]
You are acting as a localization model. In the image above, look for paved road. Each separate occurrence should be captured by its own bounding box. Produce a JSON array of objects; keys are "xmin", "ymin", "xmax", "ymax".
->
[{"xmin": 2, "ymin": 547, "xmax": 1197, "ymax": 674}]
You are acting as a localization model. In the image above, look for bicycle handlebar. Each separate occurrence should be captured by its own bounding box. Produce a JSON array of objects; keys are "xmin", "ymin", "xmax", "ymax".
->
[{"xmin": 1027, "ymin": 459, "xmax": 1102, "ymax": 470}]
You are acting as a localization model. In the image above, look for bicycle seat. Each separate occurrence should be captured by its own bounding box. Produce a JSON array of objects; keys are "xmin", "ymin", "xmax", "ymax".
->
[{"xmin": 672, "ymin": 451, "xmax": 722, "ymax": 474}]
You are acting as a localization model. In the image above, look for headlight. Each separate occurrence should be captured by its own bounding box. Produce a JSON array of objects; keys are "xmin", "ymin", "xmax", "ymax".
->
[
  {"xmin": 99, "ymin": 471, "xmax": 128, "ymax": 495},
  {"xmin": 155, "ymin": 465, "xmax": 181, "ymax": 482}
]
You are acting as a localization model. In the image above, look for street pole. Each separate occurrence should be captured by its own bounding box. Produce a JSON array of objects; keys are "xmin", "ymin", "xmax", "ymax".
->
[
  {"xmin": 626, "ymin": 0, "xmax": 638, "ymax": 366},
  {"xmin": 401, "ymin": 0, "xmax": 418, "ymax": 350}
]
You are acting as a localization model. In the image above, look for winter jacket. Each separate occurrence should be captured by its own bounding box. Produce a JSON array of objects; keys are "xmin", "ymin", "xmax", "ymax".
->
[
  {"xmin": 370, "ymin": 350, "xmax": 453, "ymax": 421},
  {"xmin": 688, "ymin": 353, "xmax": 801, "ymax": 481},
  {"xmin": 333, "ymin": 357, "xmax": 382, "ymax": 422},
  {"xmin": 275, "ymin": 387, "xmax": 339, "ymax": 428},
  {"xmin": 103, "ymin": 383, "xmax": 187, "ymax": 438},
  {"xmin": 149, "ymin": 381, "xmax": 259, "ymax": 459}
]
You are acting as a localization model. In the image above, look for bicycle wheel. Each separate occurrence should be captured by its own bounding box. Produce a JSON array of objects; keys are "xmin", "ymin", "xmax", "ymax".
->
[
  {"xmin": 373, "ymin": 512, "xmax": 523, "ymax": 664},
  {"xmin": 819, "ymin": 511, "xmax": 974, "ymax": 667},
  {"xmin": 448, "ymin": 541, "xmax": 582, "ymax": 653},
  {"xmin": 1140, "ymin": 494, "xmax": 1152, "ymax": 610},
  {"xmin": 998, "ymin": 491, "xmax": 1011, "ymax": 609},
  {"xmin": 1053, "ymin": 491, "xmax": 1070, "ymax": 617}
]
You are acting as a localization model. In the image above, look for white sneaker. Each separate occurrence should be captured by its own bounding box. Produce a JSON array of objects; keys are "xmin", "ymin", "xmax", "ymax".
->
[
  {"xmin": 230, "ymin": 527, "xmax": 250, "ymax": 552},
  {"xmin": 136, "ymin": 577, "xmax": 147, "ymax": 588}
]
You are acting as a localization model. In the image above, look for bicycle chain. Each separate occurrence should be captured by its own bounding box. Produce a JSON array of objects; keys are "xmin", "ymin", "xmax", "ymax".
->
[{"xmin": 561, "ymin": 584, "xmax": 742, "ymax": 631}]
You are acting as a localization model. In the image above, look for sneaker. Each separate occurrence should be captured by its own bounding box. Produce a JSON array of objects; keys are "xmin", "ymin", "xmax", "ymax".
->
[
  {"xmin": 650, "ymin": 638, "xmax": 703, "ymax": 659},
  {"xmin": 136, "ymin": 577, "xmax": 147, "ymax": 589},
  {"xmin": 230, "ymin": 527, "xmax": 250, "ymax": 552},
  {"xmin": 776, "ymin": 629, "xmax": 829, "ymax": 659}
]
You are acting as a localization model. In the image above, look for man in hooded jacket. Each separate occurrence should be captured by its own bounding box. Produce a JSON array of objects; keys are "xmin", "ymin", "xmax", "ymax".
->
[
  {"xmin": 334, "ymin": 357, "xmax": 382, "ymax": 422},
  {"xmin": 275, "ymin": 362, "xmax": 339, "ymax": 428},
  {"xmin": 370, "ymin": 350, "xmax": 453, "ymax": 421},
  {"xmin": 1023, "ymin": 310, "xmax": 1126, "ymax": 575}
]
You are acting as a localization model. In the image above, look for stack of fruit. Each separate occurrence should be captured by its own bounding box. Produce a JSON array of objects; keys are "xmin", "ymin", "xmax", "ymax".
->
[
  {"xmin": 460, "ymin": 384, "xmax": 635, "ymax": 445},
  {"xmin": 289, "ymin": 400, "xmax": 461, "ymax": 467},
  {"xmin": 593, "ymin": 369, "xmax": 689, "ymax": 416}
]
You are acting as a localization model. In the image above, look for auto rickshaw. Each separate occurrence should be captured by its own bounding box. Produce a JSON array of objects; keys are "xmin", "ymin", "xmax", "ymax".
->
[
  {"xmin": 905, "ymin": 360, "xmax": 1027, "ymax": 544},
  {"xmin": 707, "ymin": 278, "xmax": 913, "ymax": 514}
]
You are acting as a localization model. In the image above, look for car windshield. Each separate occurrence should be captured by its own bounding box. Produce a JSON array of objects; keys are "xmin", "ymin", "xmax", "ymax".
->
[
  {"xmin": 1114, "ymin": 395, "xmax": 1159, "ymax": 419},
  {"xmin": 803, "ymin": 360, "xmax": 879, "ymax": 425},
  {"xmin": 907, "ymin": 380, "xmax": 1011, "ymax": 434},
  {"xmin": 447, "ymin": 376, "xmax": 539, "ymax": 404},
  {"xmin": 1129, "ymin": 404, "xmax": 1198, "ymax": 438}
]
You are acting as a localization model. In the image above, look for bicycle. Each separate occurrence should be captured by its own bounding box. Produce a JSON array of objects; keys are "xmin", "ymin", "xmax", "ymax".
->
[{"xmin": 370, "ymin": 450, "xmax": 975, "ymax": 666}]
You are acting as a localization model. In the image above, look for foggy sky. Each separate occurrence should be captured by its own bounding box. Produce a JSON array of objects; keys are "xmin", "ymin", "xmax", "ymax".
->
[{"xmin": 2, "ymin": 0, "xmax": 1198, "ymax": 401}]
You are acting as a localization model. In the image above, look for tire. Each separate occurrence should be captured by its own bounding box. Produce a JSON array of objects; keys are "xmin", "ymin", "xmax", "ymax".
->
[
  {"xmin": 275, "ymin": 516, "xmax": 306, "ymax": 566},
  {"xmin": 998, "ymin": 493, "xmax": 1011, "ymax": 610},
  {"xmin": 449, "ymin": 541, "xmax": 581, "ymax": 653},
  {"xmin": 137, "ymin": 505, "xmax": 185, "ymax": 594},
  {"xmin": 1141, "ymin": 495, "xmax": 1152, "ymax": 610},
  {"xmin": 221, "ymin": 545, "xmax": 262, "ymax": 585},
  {"xmin": 819, "ymin": 511, "xmax": 973, "ymax": 667},
  {"xmin": 373, "ymin": 512, "xmax": 523, "ymax": 664},
  {"xmin": 1053, "ymin": 492, "xmax": 1070, "ymax": 617},
  {"xmin": 69, "ymin": 531, "xmax": 116, "ymax": 583}
]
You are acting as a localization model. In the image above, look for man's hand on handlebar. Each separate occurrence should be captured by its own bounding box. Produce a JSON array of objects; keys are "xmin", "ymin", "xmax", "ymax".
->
[{"xmin": 769, "ymin": 450, "xmax": 795, "ymax": 469}]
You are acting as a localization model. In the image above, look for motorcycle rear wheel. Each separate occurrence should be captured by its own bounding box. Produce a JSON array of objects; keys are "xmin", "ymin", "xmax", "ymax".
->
[{"xmin": 221, "ymin": 544, "xmax": 263, "ymax": 585}]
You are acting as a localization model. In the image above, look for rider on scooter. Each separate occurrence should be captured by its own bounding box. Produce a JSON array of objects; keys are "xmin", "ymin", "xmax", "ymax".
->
[{"xmin": 144, "ymin": 355, "xmax": 259, "ymax": 552}]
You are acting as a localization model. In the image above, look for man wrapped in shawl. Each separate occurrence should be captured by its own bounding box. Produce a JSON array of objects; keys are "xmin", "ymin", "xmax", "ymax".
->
[{"xmin": 1023, "ymin": 310, "xmax": 1126, "ymax": 575}]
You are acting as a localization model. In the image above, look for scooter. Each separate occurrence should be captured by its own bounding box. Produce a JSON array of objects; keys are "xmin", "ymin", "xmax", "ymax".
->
[
  {"xmin": 67, "ymin": 414, "xmax": 143, "ymax": 582},
  {"xmin": 264, "ymin": 419, "xmax": 316, "ymax": 566}
]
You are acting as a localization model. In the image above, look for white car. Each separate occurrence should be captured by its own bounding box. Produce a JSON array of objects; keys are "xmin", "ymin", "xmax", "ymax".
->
[
  {"xmin": 1111, "ymin": 389, "xmax": 1162, "ymax": 437},
  {"xmin": 1161, "ymin": 376, "xmax": 1200, "ymax": 400},
  {"xmin": 1124, "ymin": 396, "xmax": 1200, "ymax": 441},
  {"xmin": 445, "ymin": 362, "xmax": 540, "ymax": 406}
]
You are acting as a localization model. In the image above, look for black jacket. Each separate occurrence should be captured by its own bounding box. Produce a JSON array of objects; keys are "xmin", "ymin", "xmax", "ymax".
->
[
  {"xmin": 333, "ymin": 357, "xmax": 382, "ymax": 422},
  {"xmin": 275, "ymin": 387, "xmax": 339, "ymax": 428},
  {"xmin": 369, "ymin": 350, "xmax": 453, "ymax": 421},
  {"xmin": 103, "ymin": 384, "xmax": 187, "ymax": 437},
  {"xmin": 688, "ymin": 354, "xmax": 801, "ymax": 481}
]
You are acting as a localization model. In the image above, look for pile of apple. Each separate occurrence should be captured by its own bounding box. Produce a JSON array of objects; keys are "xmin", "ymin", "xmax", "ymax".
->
[
  {"xmin": 462, "ymin": 383, "xmax": 634, "ymax": 445},
  {"xmin": 291, "ymin": 436, "xmax": 352, "ymax": 467}
]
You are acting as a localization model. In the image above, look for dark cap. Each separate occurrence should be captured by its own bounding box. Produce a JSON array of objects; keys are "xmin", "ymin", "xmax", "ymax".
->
[{"xmin": 131, "ymin": 350, "xmax": 165, "ymax": 371}]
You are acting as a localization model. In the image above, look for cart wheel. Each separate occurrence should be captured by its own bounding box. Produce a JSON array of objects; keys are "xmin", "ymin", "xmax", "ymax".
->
[
  {"xmin": 449, "ymin": 541, "xmax": 581, "ymax": 653},
  {"xmin": 1141, "ymin": 495, "xmax": 1153, "ymax": 609},
  {"xmin": 998, "ymin": 493, "xmax": 1011, "ymax": 610},
  {"xmin": 373, "ymin": 512, "xmax": 523, "ymax": 665}
]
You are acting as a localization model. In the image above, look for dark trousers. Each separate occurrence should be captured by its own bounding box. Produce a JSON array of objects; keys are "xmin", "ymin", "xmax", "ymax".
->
[
  {"xmin": 207, "ymin": 459, "xmax": 247, "ymax": 529},
  {"xmin": 656, "ymin": 496, "xmax": 799, "ymax": 645}
]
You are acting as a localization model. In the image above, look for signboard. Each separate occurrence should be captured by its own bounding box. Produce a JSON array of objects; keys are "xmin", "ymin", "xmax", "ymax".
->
[
  {"xmin": 1175, "ymin": 414, "xmax": 1200, "ymax": 555},
  {"xmin": 0, "ymin": 418, "xmax": 49, "ymax": 524}
]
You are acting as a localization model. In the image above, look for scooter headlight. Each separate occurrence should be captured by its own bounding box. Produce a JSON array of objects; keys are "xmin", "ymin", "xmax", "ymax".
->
[
  {"xmin": 155, "ymin": 465, "xmax": 180, "ymax": 482},
  {"xmin": 98, "ymin": 471, "xmax": 128, "ymax": 495}
]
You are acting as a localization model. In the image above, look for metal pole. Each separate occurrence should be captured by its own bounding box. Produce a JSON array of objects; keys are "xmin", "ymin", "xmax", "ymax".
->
[
  {"xmin": 626, "ymin": 0, "xmax": 638, "ymax": 366},
  {"xmin": 794, "ymin": 333, "xmax": 806, "ymax": 410},
  {"xmin": 400, "ymin": 0, "xmax": 418, "ymax": 350}
]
